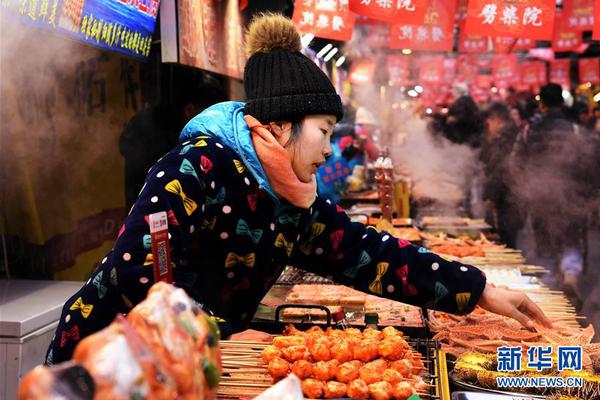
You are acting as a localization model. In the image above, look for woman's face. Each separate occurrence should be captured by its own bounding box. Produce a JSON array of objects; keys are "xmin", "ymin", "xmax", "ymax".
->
[{"xmin": 272, "ymin": 115, "xmax": 335, "ymax": 183}]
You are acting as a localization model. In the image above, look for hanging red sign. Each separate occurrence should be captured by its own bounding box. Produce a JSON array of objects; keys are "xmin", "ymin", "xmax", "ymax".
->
[
  {"xmin": 363, "ymin": 22, "xmax": 392, "ymax": 47},
  {"xmin": 455, "ymin": 54, "xmax": 479, "ymax": 83},
  {"xmin": 387, "ymin": 55, "xmax": 411, "ymax": 86},
  {"xmin": 455, "ymin": 0, "xmax": 468, "ymax": 22},
  {"xmin": 549, "ymin": 59, "xmax": 571, "ymax": 87},
  {"xmin": 519, "ymin": 61, "xmax": 547, "ymax": 88},
  {"xmin": 418, "ymin": 55, "xmax": 445, "ymax": 84},
  {"xmin": 594, "ymin": 0, "xmax": 600, "ymax": 40},
  {"xmin": 552, "ymin": 13, "xmax": 582, "ymax": 52},
  {"xmin": 458, "ymin": 24, "xmax": 488, "ymax": 52},
  {"xmin": 389, "ymin": 0, "xmax": 456, "ymax": 51},
  {"xmin": 579, "ymin": 58, "xmax": 600, "ymax": 84},
  {"xmin": 464, "ymin": 0, "xmax": 556, "ymax": 40},
  {"xmin": 493, "ymin": 54, "xmax": 517, "ymax": 88},
  {"xmin": 528, "ymin": 48, "xmax": 555, "ymax": 61},
  {"xmin": 292, "ymin": 0, "xmax": 356, "ymax": 41},
  {"xmin": 563, "ymin": 0, "xmax": 595, "ymax": 31},
  {"xmin": 491, "ymin": 37, "xmax": 536, "ymax": 53},
  {"xmin": 349, "ymin": 0, "xmax": 431, "ymax": 24},
  {"xmin": 349, "ymin": 58, "xmax": 377, "ymax": 85},
  {"xmin": 443, "ymin": 58, "xmax": 457, "ymax": 83}
]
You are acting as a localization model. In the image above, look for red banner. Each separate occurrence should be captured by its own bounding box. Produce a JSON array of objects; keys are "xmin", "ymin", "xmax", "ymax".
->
[
  {"xmin": 493, "ymin": 54, "xmax": 517, "ymax": 88},
  {"xmin": 389, "ymin": 0, "xmax": 456, "ymax": 51},
  {"xmin": 349, "ymin": 0, "xmax": 430, "ymax": 24},
  {"xmin": 553, "ymin": 13, "xmax": 582, "ymax": 52},
  {"xmin": 594, "ymin": 0, "xmax": 600, "ymax": 40},
  {"xmin": 492, "ymin": 37, "xmax": 537, "ymax": 53},
  {"xmin": 464, "ymin": 0, "xmax": 556, "ymax": 40},
  {"xmin": 563, "ymin": 0, "xmax": 595, "ymax": 31},
  {"xmin": 520, "ymin": 61, "xmax": 547, "ymax": 88},
  {"xmin": 455, "ymin": 54, "xmax": 478, "ymax": 83},
  {"xmin": 579, "ymin": 58, "xmax": 600, "ymax": 83},
  {"xmin": 458, "ymin": 24, "xmax": 488, "ymax": 52},
  {"xmin": 349, "ymin": 58, "xmax": 377, "ymax": 85},
  {"xmin": 549, "ymin": 59, "xmax": 571, "ymax": 87},
  {"xmin": 418, "ymin": 55, "xmax": 445, "ymax": 84},
  {"xmin": 443, "ymin": 57, "xmax": 457, "ymax": 83},
  {"xmin": 455, "ymin": 0, "xmax": 468, "ymax": 22},
  {"xmin": 387, "ymin": 55, "xmax": 411, "ymax": 86},
  {"xmin": 363, "ymin": 22, "xmax": 392, "ymax": 47},
  {"xmin": 528, "ymin": 48, "xmax": 555, "ymax": 61},
  {"xmin": 292, "ymin": 0, "xmax": 356, "ymax": 41}
]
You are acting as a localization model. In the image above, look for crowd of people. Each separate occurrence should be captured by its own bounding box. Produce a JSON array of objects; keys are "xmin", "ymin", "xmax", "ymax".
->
[{"xmin": 428, "ymin": 83, "xmax": 600, "ymax": 309}]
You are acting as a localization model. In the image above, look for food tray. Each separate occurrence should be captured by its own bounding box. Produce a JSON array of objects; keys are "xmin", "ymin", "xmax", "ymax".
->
[
  {"xmin": 218, "ymin": 335, "xmax": 451, "ymax": 400},
  {"xmin": 275, "ymin": 266, "xmax": 334, "ymax": 286}
]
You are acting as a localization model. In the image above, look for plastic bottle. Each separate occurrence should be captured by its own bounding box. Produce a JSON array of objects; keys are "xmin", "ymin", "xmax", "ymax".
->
[{"xmin": 332, "ymin": 310, "xmax": 350, "ymax": 330}]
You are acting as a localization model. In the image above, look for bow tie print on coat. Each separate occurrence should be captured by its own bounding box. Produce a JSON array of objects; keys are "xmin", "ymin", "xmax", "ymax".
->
[
  {"xmin": 343, "ymin": 250, "xmax": 372, "ymax": 279},
  {"xmin": 206, "ymin": 187, "xmax": 226, "ymax": 208},
  {"xmin": 69, "ymin": 297, "xmax": 94, "ymax": 318},
  {"xmin": 247, "ymin": 193, "xmax": 257, "ymax": 212},
  {"xmin": 329, "ymin": 230, "xmax": 345, "ymax": 259},
  {"xmin": 92, "ymin": 272, "xmax": 107, "ymax": 299},
  {"xmin": 60, "ymin": 325, "xmax": 80, "ymax": 348},
  {"xmin": 396, "ymin": 264, "xmax": 418, "ymax": 297},
  {"xmin": 165, "ymin": 179, "xmax": 197, "ymax": 216},
  {"xmin": 200, "ymin": 155, "xmax": 214, "ymax": 173},
  {"xmin": 369, "ymin": 262, "xmax": 389, "ymax": 295},
  {"xmin": 179, "ymin": 159, "xmax": 204, "ymax": 188},
  {"xmin": 456, "ymin": 292, "xmax": 471, "ymax": 313},
  {"xmin": 236, "ymin": 219, "xmax": 263, "ymax": 244},
  {"xmin": 233, "ymin": 159, "xmax": 245, "ymax": 173},
  {"xmin": 225, "ymin": 252, "xmax": 256, "ymax": 268},
  {"xmin": 278, "ymin": 213, "xmax": 301, "ymax": 227},
  {"xmin": 275, "ymin": 233, "xmax": 294, "ymax": 257},
  {"xmin": 299, "ymin": 222, "xmax": 326, "ymax": 255}
]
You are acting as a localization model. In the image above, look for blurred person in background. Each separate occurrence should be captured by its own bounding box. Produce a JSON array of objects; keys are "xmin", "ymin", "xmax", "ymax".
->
[
  {"xmin": 443, "ymin": 95, "xmax": 485, "ymax": 148},
  {"xmin": 120, "ymin": 72, "xmax": 228, "ymax": 210},
  {"xmin": 511, "ymin": 84, "xmax": 594, "ymax": 309},
  {"xmin": 480, "ymin": 102, "xmax": 523, "ymax": 248}
]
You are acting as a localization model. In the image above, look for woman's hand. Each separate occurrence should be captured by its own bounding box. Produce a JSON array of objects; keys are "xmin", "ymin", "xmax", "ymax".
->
[
  {"xmin": 229, "ymin": 329, "xmax": 273, "ymax": 342},
  {"xmin": 478, "ymin": 284, "xmax": 553, "ymax": 329}
]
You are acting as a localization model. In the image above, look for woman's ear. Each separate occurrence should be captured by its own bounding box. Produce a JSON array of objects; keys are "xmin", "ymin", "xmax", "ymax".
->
[{"xmin": 269, "ymin": 121, "xmax": 293, "ymax": 146}]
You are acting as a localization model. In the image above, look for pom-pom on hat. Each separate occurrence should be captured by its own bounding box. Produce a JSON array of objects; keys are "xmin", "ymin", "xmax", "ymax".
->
[{"xmin": 243, "ymin": 13, "xmax": 344, "ymax": 124}]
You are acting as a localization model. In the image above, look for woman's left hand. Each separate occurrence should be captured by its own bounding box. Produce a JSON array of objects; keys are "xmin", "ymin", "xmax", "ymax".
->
[{"xmin": 478, "ymin": 284, "xmax": 553, "ymax": 329}]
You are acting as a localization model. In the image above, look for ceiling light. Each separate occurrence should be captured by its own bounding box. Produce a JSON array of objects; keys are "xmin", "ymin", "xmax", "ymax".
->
[
  {"xmin": 324, "ymin": 47, "xmax": 338, "ymax": 62},
  {"xmin": 316, "ymin": 44, "xmax": 333, "ymax": 58}
]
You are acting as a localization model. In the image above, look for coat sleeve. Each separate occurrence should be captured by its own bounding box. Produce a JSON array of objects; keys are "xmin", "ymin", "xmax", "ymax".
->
[
  {"xmin": 290, "ymin": 197, "xmax": 487, "ymax": 314},
  {"xmin": 45, "ymin": 140, "xmax": 231, "ymax": 364}
]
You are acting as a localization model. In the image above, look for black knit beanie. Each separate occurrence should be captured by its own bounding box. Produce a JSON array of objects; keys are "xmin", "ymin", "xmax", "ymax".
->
[{"xmin": 243, "ymin": 14, "xmax": 344, "ymax": 123}]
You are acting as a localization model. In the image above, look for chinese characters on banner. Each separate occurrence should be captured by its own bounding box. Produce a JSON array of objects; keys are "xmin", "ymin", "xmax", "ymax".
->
[
  {"xmin": 553, "ymin": 13, "xmax": 582, "ymax": 52},
  {"xmin": 458, "ymin": 26, "xmax": 488, "ymax": 52},
  {"xmin": 363, "ymin": 22, "xmax": 392, "ymax": 47},
  {"xmin": 349, "ymin": 0, "xmax": 430, "ymax": 24},
  {"xmin": 389, "ymin": 0, "xmax": 456, "ymax": 51},
  {"xmin": 579, "ymin": 58, "xmax": 600, "ymax": 83},
  {"xmin": 563, "ymin": 0, "xmax": 595, "ymax": 31},
  {"xmin": 387, "ymin": 55, "xmax": 411, "ymax": 86},
  {"xmin": 456, "ymin": 54, "xmax": 479, "ymax": 83},
  {"xmin": 492, "ymin": 54, "xmax": 517, "ymax": 88},
  {"xmin": 0, "ymin": 0, "xmax": 159, "ymax": 58},
  {"xmin": 550, "ymin": 59, "xmax": 571, "ymax": 87},
  {"xmin": 443, "ymin": 57, "xmax": 457, "ymax": 82},
  {"xmin": 492, "ymin": 37, "xmax": 536, "ymax": 53},
  {"xmin": 292, "ymin": 0, "xmax": 356, "ymax": 41},
  {"xmin": 418, "ymin": 55, "xmax": 445, "ymax": 84},
  {"xmin": 349, "ymin": 58, "xmax": 377, "ymax": 84},
  {"xmin": 464, "ymin": 0, "xmax": 556, "ymax": 40}
]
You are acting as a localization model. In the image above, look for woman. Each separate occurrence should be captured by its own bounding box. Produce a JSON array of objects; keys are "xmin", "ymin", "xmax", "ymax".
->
[{"xmin": 46, "ymin": 14, "xmax": 550, "ymax": 364}]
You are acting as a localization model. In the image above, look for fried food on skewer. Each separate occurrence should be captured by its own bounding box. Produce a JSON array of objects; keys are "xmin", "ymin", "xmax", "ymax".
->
[
  {"xmin": 359, "ymin": 359, "xmax": 389, "ymax": 384},
  {"xmin": 267, "ymin": 356, "xmax": 290, "ymax": 379},
  {"xmin": 392, "ymin": 381, "xmax": 417, "ymax": 400},
  {"xmin": 261, "ymin": 345, "xmax": 282, "ymax": 364},
  {"xmin": 347, "ymin": 379, "xmax": 370, "ymax": 399},
  {"xmin": 331, "ymin": 339, "xmax": 355, "ymax": 363},
  {"xmin": 309, "ymin": 336, "xmax": 332, "ymax": 362},
  {"xmin": 368, "ymin": 381, "xmax": 393, "ymax": 400},
  {"xmin": 291, "ymin": 360, "xmax": 313, "ymax": 379},
  {"xmin": 378, "ymin": 336, "xmax": 408, "ymax": 361},
  {"xmin": 382, "ymin": 368, "xmax": 403, "ymax": 384},
  {"xmin": 324, "ymin": 381, "xmax": 347, "ymax": 398},
  {"xmin": 335, "ymin": 360, "xmax": 363, "ymax": 383},
  {"xmin": 354, "ymin": 339, "xmax": 379, "ymax": 362},
  {"xmin": 302, "ymin": 378, "xmax": 325, "ymax": 398},
  {"xmin": 312, "ymin": 359, "xmax": 339, "ymax": 381}
]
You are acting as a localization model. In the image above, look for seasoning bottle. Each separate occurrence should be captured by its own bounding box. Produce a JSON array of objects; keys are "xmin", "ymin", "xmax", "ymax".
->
[
  {"xmin": 364, "ymin": 312, "xmax": 379, "ymax": 330},
  {"xmin": 332, "ymin": 310, "xmax": 350, "ymax": 330}
]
